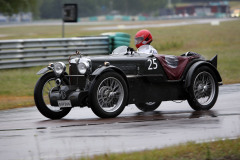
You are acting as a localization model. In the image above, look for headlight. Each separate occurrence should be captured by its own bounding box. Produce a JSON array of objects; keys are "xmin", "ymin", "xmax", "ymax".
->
[
  {"xmin": 77, "ymin": 58, "xmax": 90, "ymax": 74},
  {"xmin": 54, "ymin": 62, "xmax": 66, "ymax": 76}
]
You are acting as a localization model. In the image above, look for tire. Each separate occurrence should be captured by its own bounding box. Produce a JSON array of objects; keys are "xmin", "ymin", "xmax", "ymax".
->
[
  {"xmin": 136, "ymin": 102, "xmax": 161, "ymax": 112},
  {"xmin": 34, "ymin": 72, "xmax": 71, "ymax": 119},
  {"xmin": 89, "ymin": 72, "xmax": 128, "ymax": 118},
  {"xmin": 187, "ymin": 66, "xmax": 219, "ymax": 110}
]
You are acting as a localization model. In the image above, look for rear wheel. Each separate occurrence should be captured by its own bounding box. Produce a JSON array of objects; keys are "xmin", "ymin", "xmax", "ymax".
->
[
  {"xmin": 187, "ymin": 66, "xmax": 218, "ymax": 110},
  {"xmin": 135, "ymin": 102, "xmax": 161, "ymax": 112},
  {"xmin": 89, "ymin": 72, "xmax": 128, "ymax": 118}
]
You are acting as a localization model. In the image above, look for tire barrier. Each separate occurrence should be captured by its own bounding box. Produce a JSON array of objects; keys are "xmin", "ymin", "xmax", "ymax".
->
[{"xmin": 101, "ymin": 32, "xmax": 131, "ymax": 52}]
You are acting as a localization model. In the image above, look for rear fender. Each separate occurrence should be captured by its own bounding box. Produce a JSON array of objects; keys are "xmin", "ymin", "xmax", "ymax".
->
[
  {"xmin": 208, "ymin": 55, "xmax": 218, "ymax": 68},
  {"xmin": 185, "ymin": 61, "xmax": 222, "ymax": 88}
]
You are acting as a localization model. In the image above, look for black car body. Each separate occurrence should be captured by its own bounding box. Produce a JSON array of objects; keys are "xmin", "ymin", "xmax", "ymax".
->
[{"xmin": 34, "ymin": 45, "xmax": 222, "ymax": 119}]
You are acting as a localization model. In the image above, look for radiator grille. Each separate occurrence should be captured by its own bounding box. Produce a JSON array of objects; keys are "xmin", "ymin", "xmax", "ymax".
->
[{"xmin": 68, "ymin": 63, "xmax": 86, "ymax": 89}]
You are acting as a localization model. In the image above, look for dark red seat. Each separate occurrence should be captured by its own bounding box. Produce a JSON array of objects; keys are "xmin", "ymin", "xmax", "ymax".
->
[{"xmin": 154, "ymin": 55, "xmax": 199, "ymax": 80}]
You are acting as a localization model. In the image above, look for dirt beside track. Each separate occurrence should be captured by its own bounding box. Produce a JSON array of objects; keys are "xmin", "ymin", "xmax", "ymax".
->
[{"xmin": 0, "ymin": 95, "xmax": 34, "ymax": 110}]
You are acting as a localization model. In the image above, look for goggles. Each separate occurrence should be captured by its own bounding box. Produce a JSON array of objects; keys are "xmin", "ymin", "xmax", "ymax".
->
[{"xmin": 135, "ymin": 37, "xmax": 144, "ymax": 45}]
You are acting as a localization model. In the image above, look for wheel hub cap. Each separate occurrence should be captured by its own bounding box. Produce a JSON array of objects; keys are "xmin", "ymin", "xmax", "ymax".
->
[
  {"xmin": 97, "ymin": 77, "xmax": 124, "ymax": 112},
  {"xmin": 193, "ymin": 71, "xmax": 216, "ymax": 105}
]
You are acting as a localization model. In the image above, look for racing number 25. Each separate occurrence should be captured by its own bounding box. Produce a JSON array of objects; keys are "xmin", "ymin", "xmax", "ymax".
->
[{"xmin": 148, "ymin": 58, "xmax": 158, "ymax": 70}]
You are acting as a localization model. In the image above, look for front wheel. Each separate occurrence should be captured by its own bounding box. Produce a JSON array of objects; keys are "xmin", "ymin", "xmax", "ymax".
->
[
  {"xmin": 34, "ymin": 72, "xmax": 71, "ymax": 119},
  {"xmin": 89, "ymin": 72, "xmax": 128, "ymax": 118},
  {"xmin": 187, "ymin": 66, "xmax": 219, "ymax": 110},
  {"xmin": 135, "ymin": 102, "xmax": 161, "ymax": 112}
]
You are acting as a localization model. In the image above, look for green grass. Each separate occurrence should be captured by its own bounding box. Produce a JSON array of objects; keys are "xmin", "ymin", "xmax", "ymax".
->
[
  {"xmin": 230, "ymin": 1, "xmax": 240, "ymax": 10},
  {"xmin": 68, "ymin": 138, "xmax": 240, "ymax": 160},
  {"xmin": 0, "ymin": 20, "xmax": 240, "ymax": 110},
  {"xmin": 0, "ymin": 66, "xmax": 42, "ymax": 110},
  {"xmin": 0, "ymin": 66, "xmax": 41, "ymax": 96}
]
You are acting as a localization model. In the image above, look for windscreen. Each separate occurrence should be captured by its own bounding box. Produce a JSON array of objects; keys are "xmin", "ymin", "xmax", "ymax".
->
[
  {"xmin": 111, "ymin": 46, "xmax": 128, "ymax": 55},
  {"xmin": 137, "ymin": 45, "xmax": 154, "ymax": 55}
]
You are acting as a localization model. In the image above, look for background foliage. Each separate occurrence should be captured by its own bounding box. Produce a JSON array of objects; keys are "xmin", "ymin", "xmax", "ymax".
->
[
  {"xmin": 1, "ymin": 0, "xmax": 239, "ymax": 19},
  {"xmin": 0, "ymin": 0, "xmax": 38, "ymax": 16}
]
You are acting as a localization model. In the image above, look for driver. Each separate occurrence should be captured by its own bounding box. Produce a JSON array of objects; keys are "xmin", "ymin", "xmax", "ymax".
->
[{"xmin": 134, "ymin": 29, "xmax": 158, "ymax": 54}]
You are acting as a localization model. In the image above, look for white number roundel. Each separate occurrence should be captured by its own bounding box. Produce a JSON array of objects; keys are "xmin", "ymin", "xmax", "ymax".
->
[{"xmin": 147, "ymin": 58, "xmax": 158, "ymax": 70}]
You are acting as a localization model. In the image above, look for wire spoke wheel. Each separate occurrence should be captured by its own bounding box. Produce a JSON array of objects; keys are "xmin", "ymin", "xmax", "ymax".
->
[
  {"xmin": 97, "ymin": 77, "xmax": 124, "ymax": 112},
  {"xmin": 135, "ymin": 102, "xmax": 161, "ymax": 112},
  {"xmin": 34, "ymin": 72, "xmax": 71, "ymax": 119},
  {"xmin": 42, "ymin": 78, "xmax": 62, "ymax": 112},
  {"xmin": 187, "ymin": 66, "xmax": 218, "ymax": 111},
  {"xmin": 193, "ymin": 71, "xmax": 215, "ymax": 105},
  {"xmin": 89, "ymin": 72, "xmax": 128, "ymax": 118}
]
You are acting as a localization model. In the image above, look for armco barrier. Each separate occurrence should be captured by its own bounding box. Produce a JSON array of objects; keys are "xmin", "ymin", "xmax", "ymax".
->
[{"xmin": 0, "ymin": 36, "xmax": 110, "ymax": 69}]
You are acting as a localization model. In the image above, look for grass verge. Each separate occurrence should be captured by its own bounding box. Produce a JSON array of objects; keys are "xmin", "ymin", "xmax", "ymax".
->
[
  {"xmin": 0, "ymin": 20, "xmax": 240, "ymax": 110},
  {"xmin": 71, "ymin": 138, "xmax": 240, "ymax": 160},
  {"xmin": 0, "ymin": 66, "xmax": 41, "ymax": 110}
]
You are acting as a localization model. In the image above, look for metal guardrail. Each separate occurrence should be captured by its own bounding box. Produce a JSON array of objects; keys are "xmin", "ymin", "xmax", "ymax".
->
[{"xmin": 0, "ymin": 36, "xmax": 110, "ymax": 69}]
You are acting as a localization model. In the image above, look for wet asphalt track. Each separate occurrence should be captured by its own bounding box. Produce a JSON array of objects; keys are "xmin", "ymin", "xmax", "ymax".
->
[{"xmin": 0, "ymin": 84, "xmax": 240, "ymax": 160}]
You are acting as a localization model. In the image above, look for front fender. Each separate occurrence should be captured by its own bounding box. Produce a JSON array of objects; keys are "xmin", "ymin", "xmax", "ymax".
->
[
  {"xmin": 185, "ymin": 61, "xmax": 222, "ymax": 88},
  {"xmin": 90, "ymin": 65, "xmax": 128, "ymax": 86},
  {"xmin": 91, "ymin": 65, "xmax": 126, "ymax": 78},
  {"xmin": 91, "ymin": 65, "xmax": 111, "ymax": 77},
  {"xmin": 37, "ymin": 67, "xmax": 50, "ymax": 75}
]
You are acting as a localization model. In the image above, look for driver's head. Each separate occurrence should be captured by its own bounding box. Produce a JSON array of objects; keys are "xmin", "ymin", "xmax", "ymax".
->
[{"xmin": 135, "ymin": 29, "xmax": 153, "ymax": 48}]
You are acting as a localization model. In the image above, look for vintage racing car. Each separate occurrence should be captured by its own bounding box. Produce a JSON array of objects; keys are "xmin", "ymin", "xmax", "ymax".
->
[{"xmin": 34, "ymin": 45, "xmax": 222, "ymax": 119}]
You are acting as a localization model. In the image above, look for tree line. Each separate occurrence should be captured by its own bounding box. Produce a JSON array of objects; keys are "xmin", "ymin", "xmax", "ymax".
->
[
  {"xmin": 0, "ymin": 0, "xmax": 237, "ymax": 19},
  {"xmin": 38, "ymin": 0, "xmax": 172, "ymax": 19}
]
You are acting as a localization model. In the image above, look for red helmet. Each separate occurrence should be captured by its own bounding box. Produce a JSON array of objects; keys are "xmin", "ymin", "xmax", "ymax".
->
[{"xmin": 135, "ymin": 29, "xmax": 153, "ymax": 48}]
